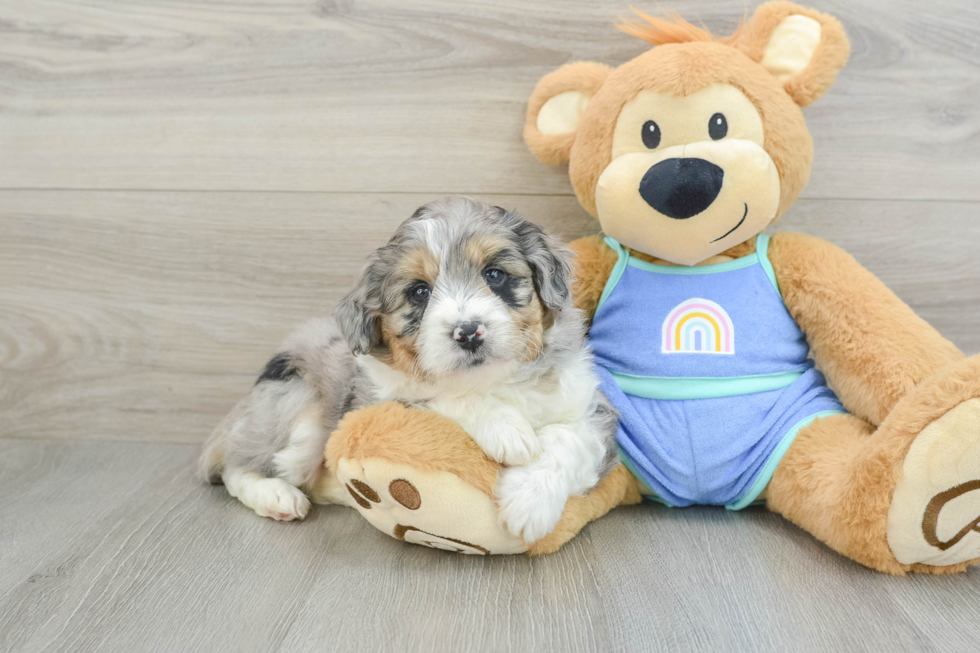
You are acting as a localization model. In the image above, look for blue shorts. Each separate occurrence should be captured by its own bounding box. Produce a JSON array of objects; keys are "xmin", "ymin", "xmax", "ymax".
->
[{"xmin": 597, "ymin": 367, "xmax": 846, "ymax": 509}]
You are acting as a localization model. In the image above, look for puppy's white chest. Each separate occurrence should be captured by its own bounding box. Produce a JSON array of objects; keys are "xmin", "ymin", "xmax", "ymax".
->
[{"xmin": 486, "ymin": 388, "xmax": 556, "ymax": 428}]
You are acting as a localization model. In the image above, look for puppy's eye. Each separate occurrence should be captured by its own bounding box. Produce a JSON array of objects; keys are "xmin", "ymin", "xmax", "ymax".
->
[
  {"xmin": 709, "ymin": 113, "xmax": 728, "ymax": 140},
  {"xmin": 483, "ymin": 268, "xmax": 507, "ymax": 287},
  {"xmin": 641, "ymin": 120, "xmax": 661, "ymax": 149},
  {"xmin": 407, "ymin": 282, "xmax": 430, "ymax": 305}
]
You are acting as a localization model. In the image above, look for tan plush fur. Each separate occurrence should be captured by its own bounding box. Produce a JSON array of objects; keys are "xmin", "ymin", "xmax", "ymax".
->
[
  {"xmin": 327, "ymin": 402, "xmax": 499, "ymax": 498},
  {"xmin": 524, "ymin": 62, "xmax": 612, "ymax": 165},
  {"xmin": 525, "ymin": 3, "xmax": 850, "ymax": 218},
  {"xmin": 559, "ymin": 42, "xmax": 814, "ymax": 220},
  {"xmin": 736, "ymin": 1, "xmax": 850, "ymax": 107},
  {"xmin": 768, "ymin": 232, "xmax": 964, "ymax": 425},
  {"xmin": 768, "ymin": 355, "xmax": 980, "ymax": 575}
]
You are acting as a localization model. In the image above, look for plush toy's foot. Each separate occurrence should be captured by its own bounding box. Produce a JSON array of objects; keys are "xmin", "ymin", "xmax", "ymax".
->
[
  {"xmin": 334, "ymin": 455, "xmax": 526, "ymax": 555},
  {"xmin": 323, "ymin": 403, "xmax": 524, "ymax": 554},
  {"xmin": 323, "ymin": 402, "xmax": 640, "ymax": 555},
  {"xmin": 767, "ymin": 354, "xmax": 980, "ymax": 575},
  {"xmin": 887, "ymin": 398, "xmax": 980, "ymax": 567}
]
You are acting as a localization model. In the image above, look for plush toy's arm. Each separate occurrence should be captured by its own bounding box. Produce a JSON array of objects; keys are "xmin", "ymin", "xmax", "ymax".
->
[
  {"xmin": 570, "ymin": 235, "xmax": 618, "ymax": 321},
  {"xmin": 768, "ymin": 232, "xmax": 963, "ymax": 425}
]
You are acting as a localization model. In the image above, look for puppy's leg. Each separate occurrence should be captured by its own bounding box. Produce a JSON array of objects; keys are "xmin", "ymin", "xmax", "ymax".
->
[
  {"xmin": 271, "ymin": 404, "xmax": 328, "ymax": 489},
  {"xmin": 274, "ymin": 405, "xmax": 351, "ymax": 507},
  {"xmin": 429, "ymin": 395, "xmax": 541, "ymax": 466},
  {"xmin": 222, "ymin": 468, "xmax": 311, "ymax": 521},
  {"xmin": 201, "ymin": 318, "xmax": 363, "ymax": 520},
  {"xmin": 496, "ymin": 420, "xmax": 608, "ymax": 542},
  {"xmin": 207, "ymin": 385, "xmax": 320, "ymax": 521}
]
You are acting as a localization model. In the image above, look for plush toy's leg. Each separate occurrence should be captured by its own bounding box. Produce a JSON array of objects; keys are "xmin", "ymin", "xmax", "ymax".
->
[
  {"xmin": 766, "ymin": 355, "xmax": 980, "ymax": 575},
  {"xmin": 320, "ymin": 402, "xmax": 638, "ymax": 555}
]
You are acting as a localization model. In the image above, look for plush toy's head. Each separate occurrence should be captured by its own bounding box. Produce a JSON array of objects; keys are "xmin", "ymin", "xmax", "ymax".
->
[{"xmin": 524, "ymin": 1, "xmax": 849, "ymax": 266}]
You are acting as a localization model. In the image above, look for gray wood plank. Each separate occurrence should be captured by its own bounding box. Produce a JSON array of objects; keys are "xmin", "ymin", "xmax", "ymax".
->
[
  {"xmin": 1, "ymin": 438, "xmax": 978, "ymax": 653},
  {"xmin": 2, "ymin": 191, "xmax": 977, "ymax": 444},
  {"xmin": 1, "ymin": 0, "xmax": 978, "ymax": 201}
]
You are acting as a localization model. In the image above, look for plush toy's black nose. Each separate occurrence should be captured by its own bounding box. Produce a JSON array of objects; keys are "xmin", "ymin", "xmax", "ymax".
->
[{"xmin": 638, "ymin": 158, "xmax": 724, "ymax": 219}]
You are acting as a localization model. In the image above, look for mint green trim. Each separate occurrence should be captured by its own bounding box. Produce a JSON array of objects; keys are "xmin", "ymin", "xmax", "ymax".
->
[
  {"xmin": 726, "ymin": 410, "xmax": 847, "ymax": 511},
  {"xmin": 618, "ymin": 450, "xmax": 674, "ymax": 507},
  {"xmin": 610, "ymin": 369, "xmax": 805, "ymax": 400},
  {"xmin": 600, "ymin": 236, "xmax": 775, "ymax": 279},
  {"xmin": 755, "ymin": 233, "xmax": 781, "ymax": 297},
  {"xmin": 596, "ymin": 237, "xmax": 630, "ymax": 313},
  {"xmin": 626, "ymin": 253, "xmax": 757, "ymax": 275}
]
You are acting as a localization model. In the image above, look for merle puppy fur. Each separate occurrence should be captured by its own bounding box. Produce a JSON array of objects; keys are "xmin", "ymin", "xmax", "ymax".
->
[{"xmin": 200, "ymin": 197, "xmax": 618, "ymax": 542}]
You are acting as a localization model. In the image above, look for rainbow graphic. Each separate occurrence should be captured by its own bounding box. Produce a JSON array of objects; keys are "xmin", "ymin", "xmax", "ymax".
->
[{"xmin": 661, "ymin": 298, "xmax": 735, "ymax": 355}]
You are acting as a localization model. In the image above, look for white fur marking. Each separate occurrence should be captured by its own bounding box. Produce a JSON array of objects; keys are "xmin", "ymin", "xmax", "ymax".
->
[
  {"xmin": 273, "ymin": 411, "xmax": 325, "ymax": 488},
  {"xmin": 496, "ymin": 421, "xmax": 604, "ymax": 542},
  {"xmin": 223, "ymin": 468, "xmax": 311, "ymax": 521}
]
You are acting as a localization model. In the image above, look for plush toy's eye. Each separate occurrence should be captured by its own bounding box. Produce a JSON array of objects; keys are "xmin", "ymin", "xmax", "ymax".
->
[
  {"xmin": 407, "ymin": 281, "xmax": 431, "ymax": 305},
  {"xmin": 709, "ymin": 113, "xmax": 728, "ymax": 140},
  {"xmin": 641, "ymin": 120, "xmax": 661, "ymax": 149},
  {"xmin": 483, "ymin": 268, "xmax": 507, "ymax": 287}
]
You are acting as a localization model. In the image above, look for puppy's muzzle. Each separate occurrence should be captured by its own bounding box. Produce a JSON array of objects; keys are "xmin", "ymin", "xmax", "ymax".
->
[
  {"xmin": 453, "ymin": 321, "xmax": 485, "ymax": 352},
  {"xmin": 638, "ymin": 157, "xmax": 724, "ymax": 220}
]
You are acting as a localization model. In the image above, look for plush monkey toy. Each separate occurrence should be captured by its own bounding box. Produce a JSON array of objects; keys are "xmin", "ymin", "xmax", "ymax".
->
[{"xmin": 326, "ymin": 1, "xmax": 980, "ymax": 575}]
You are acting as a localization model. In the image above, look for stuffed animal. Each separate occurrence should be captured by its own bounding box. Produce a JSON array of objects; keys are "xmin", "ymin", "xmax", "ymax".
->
[{"xmin": 323, "ymin": 1, "xmax": 980, "ymax": 574}]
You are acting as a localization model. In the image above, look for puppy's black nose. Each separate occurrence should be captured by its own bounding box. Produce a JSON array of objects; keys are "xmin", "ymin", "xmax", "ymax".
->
[
  {"xmin": 638, "ymin": 158, "xmax": 724, "ymax": 219},
  {"xmin": 453, "ymin": 322, "xmax": 485, "ymax": 352}
]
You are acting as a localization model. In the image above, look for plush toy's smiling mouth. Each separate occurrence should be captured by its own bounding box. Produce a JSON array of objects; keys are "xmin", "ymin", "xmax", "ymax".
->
[{"xmin": 710, "ymin": 203, "xmax": 749, "ymax": 243}]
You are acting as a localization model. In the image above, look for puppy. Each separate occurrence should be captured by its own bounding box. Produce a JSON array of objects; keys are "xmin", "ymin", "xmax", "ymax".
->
[{"xmin": 199, "ymin": 197, "xmax": 618, "ymax": 542}]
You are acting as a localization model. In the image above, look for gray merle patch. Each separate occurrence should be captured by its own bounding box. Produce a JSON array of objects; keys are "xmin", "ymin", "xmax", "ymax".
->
[{"xmin": 256, "ymin": 353, "xmax": 299, "ymax": 384}]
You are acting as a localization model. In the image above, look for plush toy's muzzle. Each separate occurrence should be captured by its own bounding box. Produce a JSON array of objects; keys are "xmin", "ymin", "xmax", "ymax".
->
[{"xmin": 596, "ymin": 138, "xmax": 781, "ymax": 265}]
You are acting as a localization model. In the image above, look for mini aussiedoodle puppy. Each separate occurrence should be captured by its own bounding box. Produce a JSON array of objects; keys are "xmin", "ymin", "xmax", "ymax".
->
[{"xmin": 200, "ymin": 196, "xmax": 618, "ymax": 542}]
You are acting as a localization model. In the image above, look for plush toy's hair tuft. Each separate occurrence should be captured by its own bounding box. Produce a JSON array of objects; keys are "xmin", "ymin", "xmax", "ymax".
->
[{"xmin": 617, "ymin": 7, "xmax": 743, "ymax": 47}]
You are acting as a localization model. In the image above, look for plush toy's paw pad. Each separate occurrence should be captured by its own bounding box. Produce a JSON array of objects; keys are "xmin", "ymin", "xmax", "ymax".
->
[
  {"xmin": 336, "ymin": 457, "xmax": 527, "ymax": 555},
  {"xmin": 888, "ymin": 398, "xmax": 980, "ymax": 566},
  {"xmin": 477, "ymin": 414, "xmax": 540, "ymax": 467},
  {"xmin": 252, "ymin": 478, "xmax": 310, "ymax": 521},
  {"xmin": 496, "ymin": 466, "xmax": 567, "ymax": 543}
]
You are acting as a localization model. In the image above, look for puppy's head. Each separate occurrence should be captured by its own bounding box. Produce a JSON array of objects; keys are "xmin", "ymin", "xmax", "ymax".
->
[{"xmin": 336, "ymin": 197, "xmax": 572, "ymax": 380}]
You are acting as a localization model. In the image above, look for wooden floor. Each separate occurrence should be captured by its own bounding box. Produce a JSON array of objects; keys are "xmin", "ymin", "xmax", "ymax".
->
[{"xmin": 2, "ymin": 1, "xmax": 979, "ymax": 651}]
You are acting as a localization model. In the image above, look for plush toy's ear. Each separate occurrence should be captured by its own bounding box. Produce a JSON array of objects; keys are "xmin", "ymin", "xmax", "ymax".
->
[
  {"xmin": 738, "ymin": 1, "xmax": 850, "ymax": 107},
  {"xmin": 524, "ymin": 62, "xmax": 611, "ymax": 165}
]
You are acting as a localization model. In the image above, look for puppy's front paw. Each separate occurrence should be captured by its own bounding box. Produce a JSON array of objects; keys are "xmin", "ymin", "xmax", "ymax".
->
[
  {"xmin": 495, "ymin": 466, "xmax": 567, "ymax": 543},
  {"xmin": 474, "ymin": 411, "xmax": 540, "ymax": 466}
]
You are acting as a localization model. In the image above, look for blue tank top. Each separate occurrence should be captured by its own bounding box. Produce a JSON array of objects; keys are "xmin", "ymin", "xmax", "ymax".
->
[
  {"xmin": 588, "ymin": 234, "xmax": 845, "ymax": 508},
  {"xmin": 589, "ymin": 234, "xmax": 812, "ymax": 399}
]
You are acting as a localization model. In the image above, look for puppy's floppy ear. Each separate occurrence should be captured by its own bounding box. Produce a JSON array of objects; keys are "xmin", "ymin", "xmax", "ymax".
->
[
  {"xmin": 737, "ymin": 1, "xmax": 850, "ymax": 107},
  {"xmin": 525, "ymin": 61, "xmax": 611, "ymax": 165},
  {"xmin": 336, "ymin": 255, "xmax": 385, "ymax": 356},
  {"xmin": 506, "ymin": 210, "xmax": 573, "ymax": 312}
]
